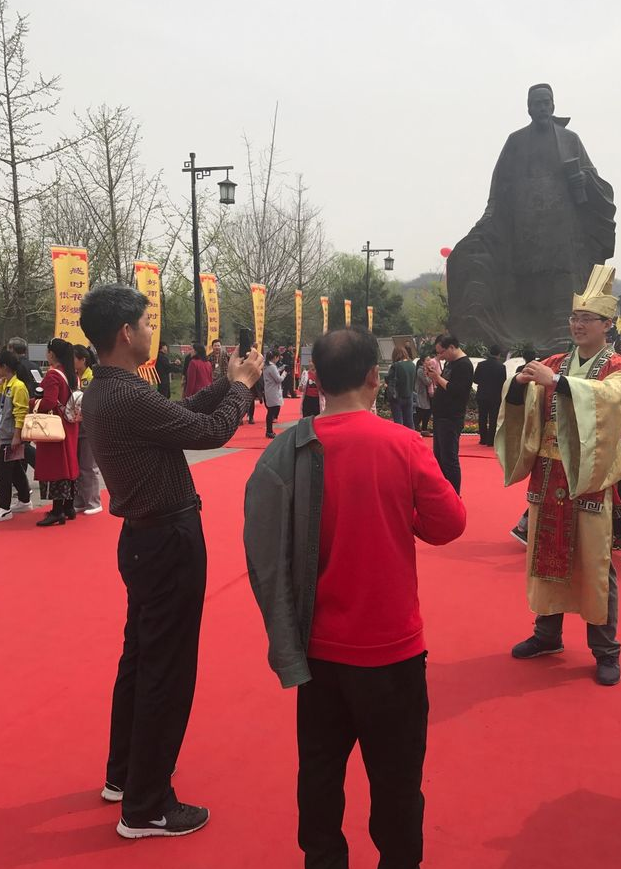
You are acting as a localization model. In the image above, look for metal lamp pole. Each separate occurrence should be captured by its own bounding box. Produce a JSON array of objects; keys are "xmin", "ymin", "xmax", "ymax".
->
[
  {"xmin": 182, "ymin": 153, "xmax": 236, "ymax": 342},
  {"xmin": 361, "ymin": 241, "xmax": 394, "ymax": 310}
]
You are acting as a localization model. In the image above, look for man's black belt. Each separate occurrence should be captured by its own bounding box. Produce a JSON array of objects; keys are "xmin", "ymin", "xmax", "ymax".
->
[{"xmin": 123, "ymin": 497, "xmax": 201, "ymax": 529}]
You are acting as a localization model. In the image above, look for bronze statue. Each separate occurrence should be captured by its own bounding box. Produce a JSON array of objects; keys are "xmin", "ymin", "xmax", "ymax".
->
[{"xmin": 447, "ymin": 84, "xmax": 616, "ymax": 353}]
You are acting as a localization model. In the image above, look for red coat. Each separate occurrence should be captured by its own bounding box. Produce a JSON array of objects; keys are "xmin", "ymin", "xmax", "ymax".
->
[
  {"xmin": 32, "ymin": 368, "xmax": 79, "ymax": 482},
  {"xmin": 185, "ymin": 358, "xmax": 213, "ymax": 397}
]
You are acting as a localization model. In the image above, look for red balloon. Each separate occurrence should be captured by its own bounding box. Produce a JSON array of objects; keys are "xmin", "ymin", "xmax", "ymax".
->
[{"xmin": 440, "ymin": 247, "xmax": 452, "ymax": 258}]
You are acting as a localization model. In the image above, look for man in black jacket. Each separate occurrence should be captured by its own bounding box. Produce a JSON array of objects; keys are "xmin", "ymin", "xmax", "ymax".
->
[
  {"xmin": 155, "ymin": 342, "xmax": 180, "ymax": 398},
  {"xmin": 473, "ymin": 345, "xmax": 507, "ymax": 446},
  {"xmin": 427, "ymin": 335, "xmax": 474, "ymax": 494},
  {"xmin": 281, "ymin": 343, "xmax": 297, "ymax": 398}
]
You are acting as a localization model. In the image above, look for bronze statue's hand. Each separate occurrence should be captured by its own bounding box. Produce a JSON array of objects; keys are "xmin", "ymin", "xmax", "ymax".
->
[{"xmin": 569, "ymin": 170, "xmax": 587, "ymax": 190}]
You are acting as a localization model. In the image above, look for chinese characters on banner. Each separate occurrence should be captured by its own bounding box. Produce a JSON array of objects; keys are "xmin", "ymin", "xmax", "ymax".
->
[
  {"xmin": 200, "ymin": 273, "xmax": 219, "ymax": 349},
  {"xmin": 295, "ymin": 290, "xmax": 303, "ymax": 375},
  {"xmin": 135, "ymin": 261, "xmax": 162, "ymax": 384},
  {"xmin": 367, "ymin": 305, "xmax": 374, "ymax": 331},
  {"xmin": 320, "ymin": 296, "xmax": 329, "ymax": 334},
  {"xmin": 344, "ymin": 299, "xmax": 352, "ymax": 327},
  {"xmin": 51, "ymin": 247, "xmax": 89, "ymax": 345},
  {"xmin": 250, "ymin": 283, "xmax": 267, "ymax": 352}
]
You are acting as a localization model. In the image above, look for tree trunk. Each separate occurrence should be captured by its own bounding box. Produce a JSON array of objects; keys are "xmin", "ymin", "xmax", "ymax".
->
[
  {"xmin": 104, "ymin": 122, "xmax": 123, "ymax": 283},
  {"xmin": 3, "ymin": 28, "xmax": 27, "ymax": 337}
]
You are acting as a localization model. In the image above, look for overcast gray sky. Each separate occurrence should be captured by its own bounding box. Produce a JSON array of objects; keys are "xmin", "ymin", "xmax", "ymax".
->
[{"xmin": 23, "ymin": 0, "xmax": 621, "ymax": 281}]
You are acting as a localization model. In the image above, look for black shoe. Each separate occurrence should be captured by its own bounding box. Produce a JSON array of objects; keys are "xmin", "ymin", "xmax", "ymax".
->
[
  {"xmin": 116, "ymin": 802, "xmax": 210, "ymax": 839},
  {"xmin": 510, "ymin": 526, "xmax": 528, "ymax": 546},
  {"xmin": 64, "ymin": 508, "xmax": 77, "ymax": 520},
  {"xmin": 266, "ymin": 432, "xmax": 276, "ymax": 439},
  {"xmin": 512, "ymin": 635, "xmax": 564, "ymax": 659},
  {"xmin": 595, "ymin": 655, "xmax": 620, "ymax": 686},
  {"xmin": 36, "ymin": 512, "xmax": 66, "ymax": 527}
]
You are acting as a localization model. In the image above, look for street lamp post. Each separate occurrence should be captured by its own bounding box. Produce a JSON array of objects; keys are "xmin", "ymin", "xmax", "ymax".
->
[
  {"xmin": 182, "ymin": 152, "xmax": 237, "ymax": 341},
  {"xmin": 361, "ymin": 240, "xmax": 394, "ymax": 310}
]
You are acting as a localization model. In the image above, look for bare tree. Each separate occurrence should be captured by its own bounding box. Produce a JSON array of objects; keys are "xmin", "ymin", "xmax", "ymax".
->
[
  {"xmin": 59, "ymin": 104, "xmax": 164, "ymax": 286},
  {"xmin": 0, "ymin": 0, "xmax": 78, "ymax": 337},
  {"xmin": 202, "ymin": 108, "xmax": 332, "ymax": 338}
]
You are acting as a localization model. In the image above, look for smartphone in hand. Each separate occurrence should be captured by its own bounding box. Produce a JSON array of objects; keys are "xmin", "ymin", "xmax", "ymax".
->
[{"xmin": 239, "ymin": 328, "xmax": 254, "ymax": 358}]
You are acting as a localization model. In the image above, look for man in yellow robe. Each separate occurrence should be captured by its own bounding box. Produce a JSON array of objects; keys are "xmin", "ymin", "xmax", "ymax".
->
[{"xmin": 496, "ymin": 265, "xmax": 621, "ymax": 685}]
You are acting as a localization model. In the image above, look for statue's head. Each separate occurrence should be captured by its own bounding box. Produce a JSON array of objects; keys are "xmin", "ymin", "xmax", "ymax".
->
[{"xmin": 527, "ymin": 83, "xmax": 554, "ymax": 128}]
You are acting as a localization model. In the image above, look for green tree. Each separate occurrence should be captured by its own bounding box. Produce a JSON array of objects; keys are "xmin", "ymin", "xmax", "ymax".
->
[
  {"xmin": 403, "ymin": 280, "xmax": 449, "ymax": 337},
  {"xmin": 322, "ymin": 253, "xmax": 412, "ymax": 338}
]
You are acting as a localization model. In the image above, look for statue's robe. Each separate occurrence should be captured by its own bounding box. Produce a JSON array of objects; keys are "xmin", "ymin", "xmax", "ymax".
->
[
  {"xmin": 495, "ymin": 347, "xmax": 621, "ymax": 624},
  {"xmin": 448, "ymin": 119, "xmax": 616, "ymax": 353}
]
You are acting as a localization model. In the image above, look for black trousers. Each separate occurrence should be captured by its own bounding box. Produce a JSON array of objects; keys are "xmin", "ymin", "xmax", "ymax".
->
[
  {"xmin": 0, "ymin": 448, "xmax": 30, "ymax": 511},
  {"xmin": 415, "ymin": 408, "xmax": 431, "ymax": 432},
  {"xmin": 106, "ymin": 508, "xmax": 207, "ymax": 821},
  {"xmin": 23, "ymin": 441, "xmax": 36, "ymax": 470},
  {"xmin": 282, "ymin": 372, "xmax": 295, "ymax": 397},
  {"xmin": 477, "ymin": 399, "xmax": 500, "ymax": 446},
  {"xmin": 266, "ymin": 404, "xmax": 281, "ymax": 434},
  {"xmin": 297, "ymin": 654, "xmax": 428, "ymax": 869},
  {"xmin": 432, "ymin": 417, "xmax": 463, "ymax": 494},
  {"xmin": 302, "ymin": 396, "xmax": 321, "ymax": 418}
]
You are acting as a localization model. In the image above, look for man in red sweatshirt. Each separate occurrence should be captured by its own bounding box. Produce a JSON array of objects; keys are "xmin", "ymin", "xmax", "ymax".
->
[{"xmin": 244, "ymin": 328, "xmax": 466, "ymax": 869}]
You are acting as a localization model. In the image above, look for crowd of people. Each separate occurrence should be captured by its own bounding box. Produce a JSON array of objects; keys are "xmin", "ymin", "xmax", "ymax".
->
[
  {"xmin": 159, "ymin": 337, "xmax": 312, "ymax": 438},
  {"xmin": 0, "ymin": 336, "xmax": 102, "ymax": 525}
]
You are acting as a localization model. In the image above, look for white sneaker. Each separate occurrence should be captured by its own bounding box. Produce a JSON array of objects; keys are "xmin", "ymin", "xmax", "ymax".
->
[
  {"xmin": 84, "ymin": 506, "xmax": 103, "ymax": 515},
  {"xmin": 11, "ymin": 500, "xmax": 33, "ymax": 513},
  {"xmin": 11, "ymin": 488, "xmax": 32, "ymax": 505},
  {"xmin": 0, "ymin": 510, "xmax": 13, "ymax": 522}
]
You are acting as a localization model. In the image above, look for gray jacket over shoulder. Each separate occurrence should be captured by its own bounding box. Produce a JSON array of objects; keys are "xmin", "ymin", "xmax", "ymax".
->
[{"xmin": 244, "ymin": 416, "xmax": 323, "ymax": 688}]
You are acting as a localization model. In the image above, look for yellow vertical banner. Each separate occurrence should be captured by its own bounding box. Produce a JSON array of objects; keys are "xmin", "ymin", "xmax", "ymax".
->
[
  {"xmin": 344, "ymin": 299, "xmax": 352, "ymax": 327},
  {"xmin": 295, "ymin": 289, "xmax": 303, "ymax": 363},
  {"xmin": 251, "ymin": 283, "xmax": 267, "ymax": 352},
  {"xmin": 51, "ymin": 246, "xmax": 89, "ymax": 344},
  {"xmin": 135, "ymin": 261, "xmax": 162, "ymax": 384},
  {"xmin": 200, "ymin": 273, "xmax": 219, "ymax": 349},
  {"xmin": 320, "ymin": 296, "xmax": 329, "ymax": 334},
  {"xmin": 367, "ymin": 305, "xmax": 374, "ymax": 331}
]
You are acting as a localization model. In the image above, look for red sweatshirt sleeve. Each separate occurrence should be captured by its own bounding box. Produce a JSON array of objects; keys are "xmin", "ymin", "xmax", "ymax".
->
[{"xmin": 410, "ymin": 437, "xmax": 467, "ymax": 545}]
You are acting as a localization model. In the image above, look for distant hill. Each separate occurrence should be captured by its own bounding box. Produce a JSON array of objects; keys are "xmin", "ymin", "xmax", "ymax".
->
[
  {"xmin": 395, "ymin": 272, "xmax": 443, "ymax": 304},
  {"xmin": 397, "ymin": 273, "xmax": 621, "ymax": 300},
  {"xmin": 400, "ymin": 272, "xmax": 444, "ymax": 291}
]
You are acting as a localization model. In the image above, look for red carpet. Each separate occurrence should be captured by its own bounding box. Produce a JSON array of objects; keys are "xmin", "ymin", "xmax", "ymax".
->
[
  {"xmin": 2, "ymin": 420, "xmax": 621, "ymax": 869},
  {"xmin": 227, "ymin": 397, "xmax": 301, "ymax": 449}
]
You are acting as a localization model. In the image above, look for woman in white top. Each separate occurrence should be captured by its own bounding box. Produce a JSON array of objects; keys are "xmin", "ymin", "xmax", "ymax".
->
[{"xmin": 263, "ymin": 350, "xmax": 286, "ymax": 439}]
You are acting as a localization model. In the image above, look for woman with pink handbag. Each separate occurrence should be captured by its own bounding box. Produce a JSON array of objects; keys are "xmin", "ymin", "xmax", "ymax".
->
[{"xmin": 32, "ymin": 338, "xmax": 79, "ymax": 527}]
